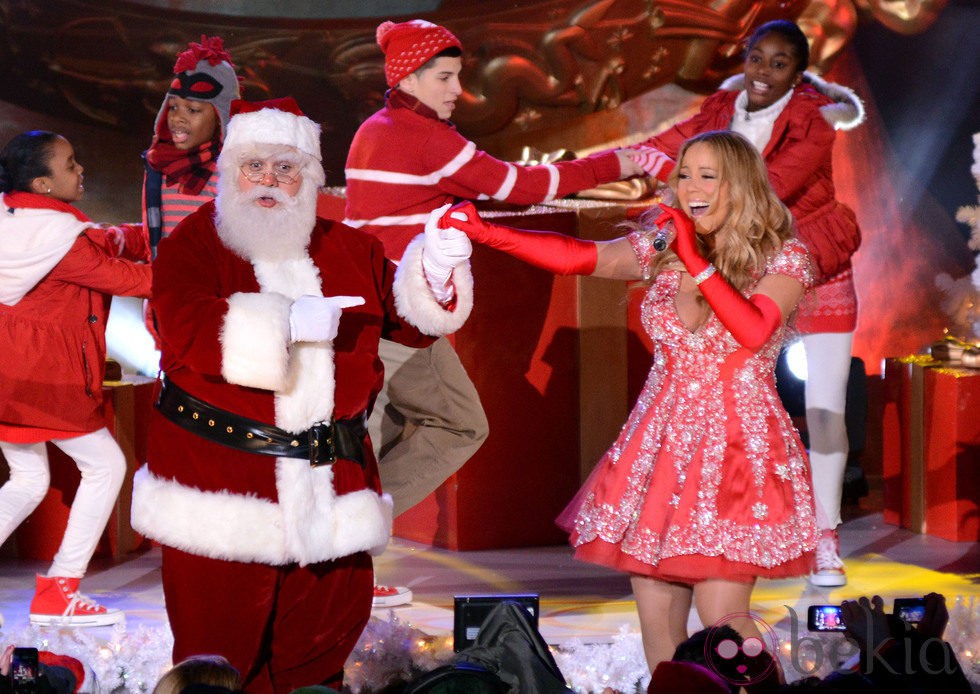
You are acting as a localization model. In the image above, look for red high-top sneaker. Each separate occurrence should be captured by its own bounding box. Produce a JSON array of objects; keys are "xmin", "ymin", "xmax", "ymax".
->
[
  {"xmin": 29, "ymin": 575, "xmax": 124, "ymax": 627},
  {"xmin": 372, "ymin": 584, "xmax": 413, "ymax": 608},
  {"xmin": 809, "ymin": 530, "xmax": 847, "ymax": 588}
]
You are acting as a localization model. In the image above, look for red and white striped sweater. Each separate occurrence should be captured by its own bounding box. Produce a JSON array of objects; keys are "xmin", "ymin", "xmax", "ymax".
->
[
  {"xmin": 344, "ymin": 90, "xmax": 622, "ymax": 261},
  {"xmin": 159, "ymin": 176, "xmax": 218, "ymax": 238}
]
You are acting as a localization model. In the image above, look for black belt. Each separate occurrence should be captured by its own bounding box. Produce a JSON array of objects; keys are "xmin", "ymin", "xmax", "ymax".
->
[{"xmin": 155, "ymin": 377, "xmax": 367, "ymax": 467}]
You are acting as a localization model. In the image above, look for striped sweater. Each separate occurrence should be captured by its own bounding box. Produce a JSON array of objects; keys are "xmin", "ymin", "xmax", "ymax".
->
[
  {"xmin": 142, "ymin": 173, "xmax": 218, "ymax": 241},
  {"xmin": 160, "ymin": 176, "xmax": 218, "ymax": 237},
  {"xmin": 344, "ymin": 90, "xmax": 622, "ymax": 261}
]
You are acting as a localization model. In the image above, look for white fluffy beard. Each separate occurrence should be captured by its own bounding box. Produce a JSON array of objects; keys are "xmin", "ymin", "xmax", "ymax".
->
[{"xmin": 215, "ymin": 177, "xmax": 318, "ymax": 263}]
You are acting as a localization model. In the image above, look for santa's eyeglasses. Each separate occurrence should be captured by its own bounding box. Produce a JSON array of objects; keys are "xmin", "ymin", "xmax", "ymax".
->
[{"xmin": 239, "ymin": 159, "xmax": 300, "ymax": 184}]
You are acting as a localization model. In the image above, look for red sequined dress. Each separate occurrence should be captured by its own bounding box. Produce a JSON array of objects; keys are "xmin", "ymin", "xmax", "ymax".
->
[{"xmin": 568, "ymin": 236, "xmax": 819, "ymax": 583}]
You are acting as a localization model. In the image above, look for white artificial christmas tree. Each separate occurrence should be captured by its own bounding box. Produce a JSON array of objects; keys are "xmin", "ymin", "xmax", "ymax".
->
[{"xmin": 935, "ymin": 132, "xmax": 980, "ymax": 360}]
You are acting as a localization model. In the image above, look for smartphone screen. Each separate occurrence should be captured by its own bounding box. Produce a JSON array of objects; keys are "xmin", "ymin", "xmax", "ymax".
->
[
  {"xmin": 11, "ymin": 647, "xmax": 39, "ymax": 694},
  {"xmin": 807, "ymin": 604, "xmax": 847, "ymax": 632},
  {"xmin": 894, "ymin": 597, "xmax": 926, "ymax": 625}
]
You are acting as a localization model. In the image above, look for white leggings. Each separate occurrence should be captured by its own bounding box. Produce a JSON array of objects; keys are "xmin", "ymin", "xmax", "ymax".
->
[
  {"xmin": 802, "ymin": 332, "xmax": 854, "ymax": 530},
  {"xmin": 0, "ymin": 428, "xmax": 126, "ymax": 578}
]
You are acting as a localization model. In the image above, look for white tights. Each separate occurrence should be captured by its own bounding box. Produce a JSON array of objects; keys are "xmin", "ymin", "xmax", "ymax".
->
[
  {"xmin": 0, "ymin": 428, "xmax": 126, "ymax": 578},
  {"xmin": 802, "ymin": 332, "xmax": 854, "ymax": 530}
]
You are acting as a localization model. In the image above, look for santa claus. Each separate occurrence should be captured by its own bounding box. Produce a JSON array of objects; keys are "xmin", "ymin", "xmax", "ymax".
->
[{"xmin": 131, "ymin": 97, "xmax": 473, "ymax": 692}]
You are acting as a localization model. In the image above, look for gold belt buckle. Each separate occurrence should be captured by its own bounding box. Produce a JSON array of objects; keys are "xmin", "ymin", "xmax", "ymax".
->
[{"xmin": 308, "ymin": 421, "xmax": 336, "ymax": 467}]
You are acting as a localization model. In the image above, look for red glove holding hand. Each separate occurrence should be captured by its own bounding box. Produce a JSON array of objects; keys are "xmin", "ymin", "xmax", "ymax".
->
[
  {"xmin": 441, "ymin": 201, "xmax": 597, "ymax": 276},
  {"xmin": 655, "ymin": 205, "xmax": 783, "ymax": 351}
]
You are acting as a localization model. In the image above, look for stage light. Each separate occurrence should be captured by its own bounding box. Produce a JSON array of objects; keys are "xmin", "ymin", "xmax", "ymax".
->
[
  {"xmin": 785, "ymin": 338, "xmax": 808, "ymax": 382},
  {"xmin": 105, "ymin": 297, "xmax": 161, "ymax": 377}
]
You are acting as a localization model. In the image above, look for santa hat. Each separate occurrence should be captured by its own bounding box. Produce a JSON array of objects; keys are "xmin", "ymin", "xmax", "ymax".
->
[
  {"xmin": 376, "ymin": 19, "xmax": 462, "ymax": 88},
  {"xmin": 153, "ymin": 35, "xmax": 240, "ymax": 139},
  {"xmin": 222, "ymin": 97, "xmax": 322, "ymax": 162}
]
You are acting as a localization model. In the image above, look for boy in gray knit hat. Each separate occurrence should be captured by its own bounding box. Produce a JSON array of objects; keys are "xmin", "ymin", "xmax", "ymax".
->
[{"xmin": 142, "ymin": 35, "xmax": 240, "ymax": 251}]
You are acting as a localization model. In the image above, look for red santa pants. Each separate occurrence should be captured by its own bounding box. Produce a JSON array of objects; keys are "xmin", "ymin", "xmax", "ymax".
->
[{"xmin": 162, "ymin": 545, "xmax": 373, "ymax": 693}]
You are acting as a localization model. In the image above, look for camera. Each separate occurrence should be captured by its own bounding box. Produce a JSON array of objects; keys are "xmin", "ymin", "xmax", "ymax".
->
[
  {"xmin": 10, "ymin": 647, "xmax": 39, "ymax": 694},
  {"xmin": 807, "ymin": 604, "xmax": 847, "ymax": 632},
  {"xmin": 894, "ymin": 597, "xmax": 926, "ymax": 625},
  {"xmin": 453, "ymin": 594, "xmax": 539, "ymax": 651}
]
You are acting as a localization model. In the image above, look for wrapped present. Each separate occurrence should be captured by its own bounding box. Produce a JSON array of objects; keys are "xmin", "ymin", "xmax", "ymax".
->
[{"xmin": 882, "ymin": 356, "xmax": 980, "ymax": 541}]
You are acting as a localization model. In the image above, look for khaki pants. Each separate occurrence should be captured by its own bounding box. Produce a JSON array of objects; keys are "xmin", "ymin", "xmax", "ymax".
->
[{"xmin": 369, "ymin": 336, "xmax": 488, "ymax": 517}]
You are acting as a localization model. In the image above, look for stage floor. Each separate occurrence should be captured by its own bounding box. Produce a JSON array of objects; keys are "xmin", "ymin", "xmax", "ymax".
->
[{"xmin": 1, "ymin": 493, "xmax": 979, "ymax": 693}]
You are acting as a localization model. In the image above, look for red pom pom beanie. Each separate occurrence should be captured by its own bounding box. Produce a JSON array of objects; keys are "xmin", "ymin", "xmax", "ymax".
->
[{"xmin": 376, "ymin": 19, "xmax": 462, "ymax": 88}]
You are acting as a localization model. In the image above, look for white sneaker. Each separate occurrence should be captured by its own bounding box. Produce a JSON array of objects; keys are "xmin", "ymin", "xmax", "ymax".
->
[
  {"xmin": 809, "ymin": 530, "xmax": 847, "ymax": 587},
  {"xmin": 372, "ymin": 584, "xmax": 412, "ymax": 608}
]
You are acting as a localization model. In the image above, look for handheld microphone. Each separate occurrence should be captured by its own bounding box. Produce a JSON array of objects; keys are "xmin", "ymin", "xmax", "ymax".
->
[
  {"xmin": 651, "ymin": 206, "xmax": 674, "ymax": 252},
  {"xmin": 652, "ymin": 224, "xmax": 673, "ymax": 252}
]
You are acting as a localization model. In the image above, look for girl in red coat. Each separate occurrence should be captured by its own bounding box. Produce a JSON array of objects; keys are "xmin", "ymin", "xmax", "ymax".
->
[
  {"xmin": 0, "ymin": 130, "xmax": 152, "ymax": 627},
  {"xmin": 628, "ymin": 20, "xmax": 864, "ymax": 588}
]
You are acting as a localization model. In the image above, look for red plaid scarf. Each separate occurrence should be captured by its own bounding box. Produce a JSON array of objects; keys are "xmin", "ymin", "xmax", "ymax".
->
[{"xmin": 144, "ymin": 138, "xmax": 219, "ymax": 196}]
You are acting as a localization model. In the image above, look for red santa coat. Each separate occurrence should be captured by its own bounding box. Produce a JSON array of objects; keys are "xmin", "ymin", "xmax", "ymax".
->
[
  {"xmin": 344, "ymin": 89, "xmax": 623, "ymax": 260},
  {"xmin": 131, "ymin": 201, "xmax": 472, "ymax": 565},
  {"xmin": 640, "ymin": 76, "xmax": 863, "ymax": 332},
  {"xmin": 0, "ymin": 195, "xmax": 152, "ymax": 440}
]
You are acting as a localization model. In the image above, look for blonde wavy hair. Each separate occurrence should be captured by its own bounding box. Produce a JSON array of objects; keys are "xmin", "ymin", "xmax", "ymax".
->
[{"xmin": 639, "ymin": 130, "xmax": 794, "ymax": 292}]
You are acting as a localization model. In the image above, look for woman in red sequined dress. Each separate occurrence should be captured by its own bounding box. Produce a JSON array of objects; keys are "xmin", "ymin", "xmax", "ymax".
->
[{"xmin": 442, "ymin": 129, "xmax": 819, "ymax": 675}]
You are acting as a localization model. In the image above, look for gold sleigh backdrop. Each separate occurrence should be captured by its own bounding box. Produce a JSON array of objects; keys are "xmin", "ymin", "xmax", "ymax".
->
[{"xmin": 0, "ymin": 0, "xmax": 975, "ymax": 373}]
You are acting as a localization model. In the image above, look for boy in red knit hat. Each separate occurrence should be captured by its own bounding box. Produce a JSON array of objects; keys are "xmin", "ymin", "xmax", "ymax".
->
[{"xmin": 344, "ymin": 19, "xmax": 643, "ymax": 606}]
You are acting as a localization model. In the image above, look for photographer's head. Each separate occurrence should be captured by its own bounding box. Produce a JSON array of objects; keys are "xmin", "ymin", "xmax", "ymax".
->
[{"xmin": 152, "ymin": 654, "xmax": 241, "ymax": 694}]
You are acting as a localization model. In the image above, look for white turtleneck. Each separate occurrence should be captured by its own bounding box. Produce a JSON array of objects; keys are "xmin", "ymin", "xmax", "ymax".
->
[{"xmin": 730, "ymin": 88, "xmax": 795, "ymax": 154}]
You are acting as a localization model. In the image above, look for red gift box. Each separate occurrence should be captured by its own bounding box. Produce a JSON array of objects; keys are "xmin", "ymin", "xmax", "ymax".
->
[{"xmin": 881, "ymin": 356, "xmax": 980, "ymax": 542}]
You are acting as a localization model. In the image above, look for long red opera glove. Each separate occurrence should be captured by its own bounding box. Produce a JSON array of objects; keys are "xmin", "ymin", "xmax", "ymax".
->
[
  {"xmin": 440, "ymin": 201, "xmax": 597, "ymax": 276},
  {"xmin": 657, "ymin": 205, "xmax": 783, "ymax": 351}
]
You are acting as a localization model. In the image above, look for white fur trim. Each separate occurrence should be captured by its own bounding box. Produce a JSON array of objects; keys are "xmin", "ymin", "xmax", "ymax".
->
[
  {"xmin": 249, "ymin": 256, "xmax": 335, "ymax": 433},
  {"xmin": 224, "ymin": 109, "xmax": 322, "ymax": 161},
  {"xmin": 393, "ymin": 233, "xmax": 473, "ymax": 335},
  {"xmin": 220, "ymin": 291, "xmax": 292, "ymax": 391},
  {"xmin": 131, "ymin": 464, "xmax": 392, "ymax": 565},
  {"xmin": 720, "ymin": 73, "xmax": 744, "ymax": 91},
  {"xmin": 805, "ymin": 72, "xmax": 865, "ymax": 131},
  {"xmin": 721, "ymin": 72, "xmax": 865, "ymax": 131}
]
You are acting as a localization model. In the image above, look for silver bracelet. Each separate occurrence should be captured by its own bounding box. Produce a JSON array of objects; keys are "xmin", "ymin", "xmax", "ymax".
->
[{"xmin": 693, "ymin": 265, "xmax": 717, "ymax": 285}]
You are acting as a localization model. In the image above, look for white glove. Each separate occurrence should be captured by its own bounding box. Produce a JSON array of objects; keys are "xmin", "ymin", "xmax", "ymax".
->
[
  {"xmin": 289, "ymin": 294, "xmax": 365, "ymax": 343},
  {"xmin": 422, "ymin": 203, "xmax": 472, "ymax": 303}
]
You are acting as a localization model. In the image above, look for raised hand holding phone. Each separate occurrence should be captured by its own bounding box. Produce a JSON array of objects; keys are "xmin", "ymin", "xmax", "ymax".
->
[{"xmin": 10, "ymin": 647, "xmax": 39, "ymax": 694}]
